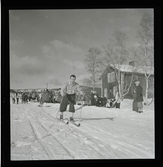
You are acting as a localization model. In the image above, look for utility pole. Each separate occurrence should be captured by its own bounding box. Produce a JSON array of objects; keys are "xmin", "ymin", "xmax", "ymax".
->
[{"xmin": 46, "ymin": 83, "xmax": 48, "ymax": 89}]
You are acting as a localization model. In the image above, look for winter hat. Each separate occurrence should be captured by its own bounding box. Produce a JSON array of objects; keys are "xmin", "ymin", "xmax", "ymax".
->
[
  {"xmin": 94, "ymin": 95, "xmax": 97, "ymax": 98},
  {"xmin": 134, "ymin": 79, "xmax": 140, "ymax": 83}
]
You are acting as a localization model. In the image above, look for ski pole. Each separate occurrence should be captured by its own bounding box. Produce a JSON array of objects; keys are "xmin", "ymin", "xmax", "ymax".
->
[
  {"xmin": 79, "ymin": 107, "xmax": 82, "ymax": 121},
  {"xmin": 79, "ymin": 101, "xmax": 84, "ymax": 121}
]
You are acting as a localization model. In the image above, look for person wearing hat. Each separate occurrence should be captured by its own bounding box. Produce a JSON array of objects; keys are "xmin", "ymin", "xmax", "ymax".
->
[{"xmin": 132, "ymin": 80, "xmax": 143, "ymax": 113}]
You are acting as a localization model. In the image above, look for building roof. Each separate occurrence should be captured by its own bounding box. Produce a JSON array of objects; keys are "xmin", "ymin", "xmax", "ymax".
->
[{"xmin": 100, "ymin": 64, "xmax": 154, "ymax": 78}]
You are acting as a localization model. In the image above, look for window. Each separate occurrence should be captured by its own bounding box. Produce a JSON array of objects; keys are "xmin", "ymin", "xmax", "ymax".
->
[{"xmin": 108, "ymin": 72, "xmax": 116, "ymax": 83}]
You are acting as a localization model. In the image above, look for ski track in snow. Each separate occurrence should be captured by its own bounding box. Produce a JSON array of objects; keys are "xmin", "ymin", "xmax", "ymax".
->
[{"xmin": 11, "ymin": 100, "xmax": 154, "ymax": 160}]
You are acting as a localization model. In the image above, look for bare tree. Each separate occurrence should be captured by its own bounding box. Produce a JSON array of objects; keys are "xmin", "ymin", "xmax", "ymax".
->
[
  {"xmin": 102, "ymin": 29, "xmax": 133, "ymax": 99},
  {"xmin": 132, "ymin": 12, "xmax": 154, "ymax": 104},
  {"xmin": 122, "ymin": 73, "xmax": 135, "ymax": 97},
  {"xmin": 82, "ymin": 78, "xmax": 92, "ymax": 87},
  {"xmin": 84, "ymin": 47, "xmax": 101, "ymax": 90}
]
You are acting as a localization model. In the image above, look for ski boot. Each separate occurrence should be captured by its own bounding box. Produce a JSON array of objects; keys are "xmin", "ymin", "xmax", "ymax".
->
[
  {"xmin": 60, "ymin": 114, "xmax": 63, "ymax": 120},
  {"xmin": 70, "ymin": 117, "xmax": 74, "ymax": 122}
]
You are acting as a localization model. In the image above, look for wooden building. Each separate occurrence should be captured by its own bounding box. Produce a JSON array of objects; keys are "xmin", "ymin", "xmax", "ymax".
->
[
  {"xmin": 99, "ymin": 62, "xmax": 154, "ymax": 99},
  {"xmin": 80, "ymin": 86, "xmax": 101, "ymax": 96}
]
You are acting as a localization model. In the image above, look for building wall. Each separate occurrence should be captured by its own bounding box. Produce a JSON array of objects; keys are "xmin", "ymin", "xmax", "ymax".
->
[
  {"xmin": 101, "ymin": 67, "xmax": 117, "ymax": 99},
  {"xmin": 123, "ymin": 73, "xmax": 138, "ymax": 98},
  {"xmin": 137, "ymin": 75, "xmax": 146, "ymax": 96},
  {"xmin": 101, "ymin": 68, "xmax": 154, "ymax": 99},
  {"xmin": 124, "ymin": 73, "xmax": 154, "ymax": 98}
]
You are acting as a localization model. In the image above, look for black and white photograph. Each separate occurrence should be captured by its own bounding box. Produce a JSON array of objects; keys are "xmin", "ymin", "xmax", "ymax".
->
[{"xmin": 9, "ymin": 8, "xmax": 155, "ymax": 160}]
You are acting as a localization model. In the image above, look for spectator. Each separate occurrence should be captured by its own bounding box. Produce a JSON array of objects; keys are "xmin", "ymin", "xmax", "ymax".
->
[
  {"xmin": 132, "ymin": 80, "xmax": 143, "ymax": 113},
  {"xmin": 91, "ymin": 90, "xmax": 96, "ymax": 105},
  {"xmin": 110, "ymin": 98, "xmax": 116, "ymax": 108},
  {"xmin": 106, "ymin": 99, "xmax": 111, "ymax": 108}
]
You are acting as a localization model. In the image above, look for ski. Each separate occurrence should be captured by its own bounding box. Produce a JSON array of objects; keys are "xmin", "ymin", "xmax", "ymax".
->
[
  {"xmin": 56, "ymin": 118, "xmax": 69, "ymax": 124},
  {"xmin": 56, "ymin": 116, "xmax": 80, "ymax": 126},
  {"xmin": 69, "ymin": 120, "xmax": 80, "ymax": 127},
  {"xmin": 56, "ymin": 118, "xmax": 80, "ymax": 127}
]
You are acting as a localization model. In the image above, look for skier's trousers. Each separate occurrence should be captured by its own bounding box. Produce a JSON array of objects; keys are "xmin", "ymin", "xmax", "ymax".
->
[{"xmin": 60, "ymin": 94, "xmax": 76, "ymax": 113}]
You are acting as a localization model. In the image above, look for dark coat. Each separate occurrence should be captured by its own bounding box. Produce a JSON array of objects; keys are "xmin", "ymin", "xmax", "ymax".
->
[
  {"xmin": 132, "ymin": 100, "xmax": 138, "ymax": 111},
  {"xmin": 91, "ymin": 93, "xmax": 98, "ymax": 105},
  {"xmin": 95, "ymin": 97, "xmax": 107, "ymax": 107},
  {"xmin": 134, "ymin": 85, "xmax": 143, "ymax": 102}
]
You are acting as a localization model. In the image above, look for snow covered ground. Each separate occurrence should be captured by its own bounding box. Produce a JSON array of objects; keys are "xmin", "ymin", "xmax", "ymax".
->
[{"xmin": 10, "ymin": 99, "xmax": 155, "ymax": 160}]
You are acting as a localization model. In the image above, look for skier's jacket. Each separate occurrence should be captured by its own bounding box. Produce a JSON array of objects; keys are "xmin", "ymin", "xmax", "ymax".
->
[{"xmin": 61, "ymin": 82, "xmax": 83, "ymax": 96}]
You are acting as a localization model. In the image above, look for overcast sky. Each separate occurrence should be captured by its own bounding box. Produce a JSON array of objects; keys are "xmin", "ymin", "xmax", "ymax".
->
[{"xmin": 9, "ymin": 8, "xmax": 153, "ymax": 89}]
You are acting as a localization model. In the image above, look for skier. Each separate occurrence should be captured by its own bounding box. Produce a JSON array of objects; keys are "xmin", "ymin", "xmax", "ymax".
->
[
  {"xmin": 132, "ymin": 80, "xmax": 143, "ymax": 113},
  {"xmin": 59, "ymin": 74, "xmax": 84, "ymax": 121}
]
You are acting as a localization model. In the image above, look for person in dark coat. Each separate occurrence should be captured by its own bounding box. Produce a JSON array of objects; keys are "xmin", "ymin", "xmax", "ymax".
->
[
  {"xmin": 94, "ymin": 95, "xmax": 102, "ymax": 107},
  {"xmin": 91, "ymin": 91, "xmax": 96, "ymax": 106},
  {"xmin": 101, "ymin": 96, "xmax": 107, "ymax": 107},
  {"xmin": 132, "ymin": 80, "xmax": 143, "ymax": 113}
]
